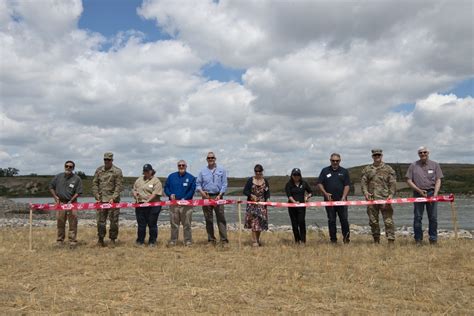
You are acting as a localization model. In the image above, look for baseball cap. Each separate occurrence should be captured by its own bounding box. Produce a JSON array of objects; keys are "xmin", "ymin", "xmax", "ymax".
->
[
  {"xmin": 291, "ymin": 168, "xmax": 301, "ymax": 176},
  {"xmin": 143, "ymin": 164, "xmax": 153, "ymax": 172},
  {"xmin": 104, "ymin": 152, "xmax": 113, "ymax": 159},
  {"xmin": 371, "ymin": 149, "xmax": 383, "ymax": 155}
]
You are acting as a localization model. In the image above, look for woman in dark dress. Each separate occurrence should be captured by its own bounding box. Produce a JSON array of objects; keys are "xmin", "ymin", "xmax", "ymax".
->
[
  {"xmin": 243, "ymin": 164, "xmax": 270, "ymax": 247},
  {"xmin": 285, "ymin": 168, "xmax": 313, "ymax": 244}
]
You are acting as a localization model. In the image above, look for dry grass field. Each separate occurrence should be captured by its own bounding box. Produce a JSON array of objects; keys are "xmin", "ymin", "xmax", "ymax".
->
[{"xmin": 0, "ymin": 227, "xmax": 472, "ymax": 314}]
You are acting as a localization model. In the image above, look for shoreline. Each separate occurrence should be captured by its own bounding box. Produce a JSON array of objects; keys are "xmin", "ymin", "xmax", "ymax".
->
[{"xmin": 1, "ymin": 218, "xmax": 472, "ymax": 239}]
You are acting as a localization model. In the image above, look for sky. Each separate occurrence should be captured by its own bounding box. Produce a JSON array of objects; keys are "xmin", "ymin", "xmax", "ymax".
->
[{"xmin": 0, "ymin": 0, "xmax": 473, "ymax": 178}]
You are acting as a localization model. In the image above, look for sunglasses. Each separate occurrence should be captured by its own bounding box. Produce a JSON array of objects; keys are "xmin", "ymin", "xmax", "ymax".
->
[
  {"xmin": 178, "ymin": 164, "xmax": 186, "ymax": 167},
  {"xmin": 418, "ymin": 151, "xmax": 428, "ymax": 154},
  {"xmin": 65, "ymin": 165, "xmax": 74, "ymax": 169},
  {"xmin": 207, "ymin": 157, "xmax": 216, "ymax": 160},
  {"xmin": 331, "ymin": 160, "xmax": 340, "ymax": 163},
  {"xmin": 372, "ymin": 154, "xmax": 382, "ymax": 157},
  {"xmin": 104, "ymin": 158, "xmax": 112, "ymax": 161}
]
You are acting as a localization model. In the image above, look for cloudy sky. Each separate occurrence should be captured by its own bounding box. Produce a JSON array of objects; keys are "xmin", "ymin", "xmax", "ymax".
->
[{"xmin": 0, "ymin": 0, "xmax": 473, "ymax": 178}]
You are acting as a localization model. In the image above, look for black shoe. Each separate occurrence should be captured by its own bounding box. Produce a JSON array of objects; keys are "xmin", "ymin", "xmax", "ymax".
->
[
  {"xmin": 97, "ymin": 238, "xmax": 106, "ymax": 247},
  {"xmin": 373, "ymin": 237, "xmax": 380, "ymax": 244}
]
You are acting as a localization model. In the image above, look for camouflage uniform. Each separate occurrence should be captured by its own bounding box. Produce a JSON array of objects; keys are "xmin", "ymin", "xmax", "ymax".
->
[
  {"xmin": 92, "ymin": 164, "xmax": 123, "ymax": 240},
  {"xmin": 361, "ymin": 162, "xmax": 397, "ymax": 240}
]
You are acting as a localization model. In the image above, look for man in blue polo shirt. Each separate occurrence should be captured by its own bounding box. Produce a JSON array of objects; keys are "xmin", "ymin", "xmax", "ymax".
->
[
  {"xmin": 164, "ymin": 160, "xmax": 196, "ymax": 246},
  {"xmin": 317, "ymin": 153, "xmax": 351, "ymax": 244}
]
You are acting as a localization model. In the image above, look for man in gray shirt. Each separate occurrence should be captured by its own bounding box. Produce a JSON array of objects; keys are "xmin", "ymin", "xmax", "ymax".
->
[
  {"xmin": 406, "ymin": 147, "xmax": 443, "ymax": 245},
  {"xmin": 49, "ymin": 160, "xmax": 83, "ymax": 247}
]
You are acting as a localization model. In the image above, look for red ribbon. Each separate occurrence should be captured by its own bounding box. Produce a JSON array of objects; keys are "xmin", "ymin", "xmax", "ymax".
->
[{"xmin": 30, "ymin": 194, "xmax": 454, "ymax": 211}]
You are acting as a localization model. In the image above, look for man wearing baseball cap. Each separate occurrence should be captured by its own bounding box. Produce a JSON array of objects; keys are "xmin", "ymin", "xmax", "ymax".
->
[{"xmin": 92, "ymin": 152, "xmax": 123, "ymax": 247}]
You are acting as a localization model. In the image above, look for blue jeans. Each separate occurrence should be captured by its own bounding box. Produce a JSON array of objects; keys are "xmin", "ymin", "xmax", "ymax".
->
[
  {"xmin": 135, "ymin": 206, "xmax": 161, "ymax": 244},
  {"xmin": 413, "ymin": 190, "xmax": 437, "ymax": 241}
]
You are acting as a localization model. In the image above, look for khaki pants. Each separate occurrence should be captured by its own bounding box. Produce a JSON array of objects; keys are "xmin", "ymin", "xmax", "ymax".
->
[
  {"xmin": 57, "ymin": 210, "xmax": 78, "ymax": 242},
  {"xmin": 170, "ymin": 205, "xmax": 193, "ymax": 243},
  {"xmin": 96, "ymin": 208, "xmax": 120, "ymax": 240},
  {"xmin": 367, "ymin": 205, "xmax": 395, "ymax": 240}
]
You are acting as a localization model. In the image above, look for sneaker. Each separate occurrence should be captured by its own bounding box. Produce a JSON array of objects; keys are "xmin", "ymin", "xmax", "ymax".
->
[
  {"xmin": 252, "ymin": 242, "xmax": 259, "ymax": 247},
  {"xmin": 69, "ymin": 241, "xmax": 78, "ymax": 249},
  {"xmin": 184, "ymin": 241, "xmax": 192, "ymax": 247},
  {"xmin": 135, "ymin": 242, "xmax": 145, "ymax": 247},
  {"xmin": 415, "ymin": 240, "xmax": 423, "ymax": 247},
  {"xmin": 55, "ymin": 241, "xmax": 64, "ymax": 248},
  {"xmin": 167, "ymin": 241, "xmax": 176, "ymax": 248},
  {"xmin": 149, "ymin": 243, "xmax": 157, "ymax": 248}
]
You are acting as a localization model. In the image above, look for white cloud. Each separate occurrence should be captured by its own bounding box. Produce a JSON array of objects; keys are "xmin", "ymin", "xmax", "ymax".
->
[{"xmin": 0, "ymin": 0, "xmax": 473, "ymax": 180}]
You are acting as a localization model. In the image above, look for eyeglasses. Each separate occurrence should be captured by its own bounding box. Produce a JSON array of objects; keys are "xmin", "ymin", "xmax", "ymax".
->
[
  {"xmin": 331, "ymin": 160, "xmax": 340, "ymax": 163},
  {"xmin": 178, "ymin": 164, "xmax": 186, "ymax": 167},
  {"xmin": 207, "ymin": 157, "xmax": 216, "ymax": 160},
  {"xmin": 418, "ymin": 151, "xmax": 428, "ymax": 155},
  {"xmin": 65, "ymin": 165, "xmax": 74, "ymax": 169},
  {"xmin": 104, "ymin": 158, "xmax": 112, "ymax": 161}
]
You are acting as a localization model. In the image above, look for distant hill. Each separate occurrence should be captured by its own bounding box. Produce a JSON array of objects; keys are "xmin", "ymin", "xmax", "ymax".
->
[{"xmin": 0, "ymin": 163, "xmax": 472, "ymax": 197}]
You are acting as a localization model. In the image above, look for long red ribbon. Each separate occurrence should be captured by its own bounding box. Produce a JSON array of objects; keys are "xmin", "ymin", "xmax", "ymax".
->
[{"xmin": 30, "ymin": 194, "xmax": 455, "ymax": 211}]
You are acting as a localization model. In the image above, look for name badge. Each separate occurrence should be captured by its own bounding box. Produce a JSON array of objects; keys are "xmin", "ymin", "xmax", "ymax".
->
[
  {"xmin": 428, "ymin": 170, "xmax": 434, "ymax": 174},
  {"xmin": 69, "ymin": 184, "xmax": 74, "ymax": 188},
  {"xmin": 326, "ymin": 174, "xmax": 332, "ymax": 178},
  {"xmin": 183, "ymin": 183, "xmax": 188, "ymax": 186},
  {"xmin": 148, "ymin": 184, "xmax": 154, "ymax": 188}
]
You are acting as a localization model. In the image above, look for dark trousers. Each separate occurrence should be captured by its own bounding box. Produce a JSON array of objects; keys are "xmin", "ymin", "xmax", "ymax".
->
[
  {"xmin": 288, "ymin": 207, "xmax": 306, "ymax": 243},
  {"xmin": 325, "ymin": 206, "xmax": 350, "ymax": 242},
  {"xmin": 135, "ymin": 206, "xmax": 161, "ymax": 244}
]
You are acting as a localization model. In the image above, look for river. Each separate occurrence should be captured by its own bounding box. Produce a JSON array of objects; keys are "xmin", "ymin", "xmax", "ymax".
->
[{"xmin": 11, "ymin": 195, "xmax": 473, "ymax": 230}]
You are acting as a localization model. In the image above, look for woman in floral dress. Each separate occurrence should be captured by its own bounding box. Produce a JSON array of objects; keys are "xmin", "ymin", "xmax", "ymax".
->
[{"xmin": 243, "ymin": 164, "xmax": 270, "ymax": 247}]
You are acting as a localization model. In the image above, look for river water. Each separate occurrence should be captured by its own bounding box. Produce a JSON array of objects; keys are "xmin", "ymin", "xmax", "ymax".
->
[{"xmin": 12, "ymin": 195, "xmax": 473, "ymax": 230}]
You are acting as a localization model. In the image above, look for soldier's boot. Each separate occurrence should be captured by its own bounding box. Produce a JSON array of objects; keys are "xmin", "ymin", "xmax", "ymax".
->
[
  {"xmin": 109, "ymin": 239, "xmax": 116, "ymax": 248},
  {"xmin": 373, "ymin": 236, "xmax": 380, "ymax": 244},
  {"xmin": 387, "ymin": 239, "xmax": 395, "ymax": 246},
  {"xmin": 97, "ymin": 238, "xmax": 105, "ymax": 247}
]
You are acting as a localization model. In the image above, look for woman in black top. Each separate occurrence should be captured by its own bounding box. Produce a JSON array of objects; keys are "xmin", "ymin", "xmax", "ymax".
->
[{"xmin": 285, "ymin": 168, "xmax": 313, "ymax": 244}]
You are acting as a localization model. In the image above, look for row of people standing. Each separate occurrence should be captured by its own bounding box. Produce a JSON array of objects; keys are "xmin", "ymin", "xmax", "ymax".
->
[{"xmin": 49, "ymin": 147, "xmax": 443, "ymax": 248}]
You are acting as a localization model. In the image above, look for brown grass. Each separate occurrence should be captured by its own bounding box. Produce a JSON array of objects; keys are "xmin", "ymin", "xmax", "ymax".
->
[{"xmin": 0, "ymin": 227, "xmax": 472, "ymax": 314}]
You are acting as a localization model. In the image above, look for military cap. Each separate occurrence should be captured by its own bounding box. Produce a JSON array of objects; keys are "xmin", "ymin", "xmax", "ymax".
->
[
  {"xmin": 103, "ymin": 152, "xmax": 114, "ymax": 159},
  {"xmin": 371, "ymin": 149, "xmax": 383, "ymax": 155}
]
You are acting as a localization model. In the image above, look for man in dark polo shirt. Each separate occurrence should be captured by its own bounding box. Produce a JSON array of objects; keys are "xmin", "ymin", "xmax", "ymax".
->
[
  {"xmin": 317, "ymin": 153, "xmax": 351, "ymax": 244},
  {"xmin": 49, "ymin": 160, "xmax": 83, "ymax": 247},
  {"xmin": 406, "ymin": 146, "xmax": 443, "ymax": 245}
]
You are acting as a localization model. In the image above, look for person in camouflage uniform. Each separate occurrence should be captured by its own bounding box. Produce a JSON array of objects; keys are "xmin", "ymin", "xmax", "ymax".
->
[
  {"xmin": 92, "ymin": 152, "xmax": 123, "ymax": 247},
  {"xmin": 361, "ymin": 149, "xmax": 397, "ymax": 244}
]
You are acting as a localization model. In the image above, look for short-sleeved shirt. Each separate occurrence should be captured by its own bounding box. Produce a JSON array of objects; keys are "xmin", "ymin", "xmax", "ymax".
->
[
  {"xmin": 317, "ymin": 166, "xmax": 351, "ymax": 200},
  {"xmin": 285, "ymin": 180, "xmax": 313, "ymax": 203},
  {"xmin": 405, "ymin": 160, "xmax": 443, "ymax": 190},
  {"xmin": 133, "ymin": 176, "xmax": 163, "ymax": 203},
  {"xmin": 49, "ymin": 173, "xmax": 83, "ymax": 201}
]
